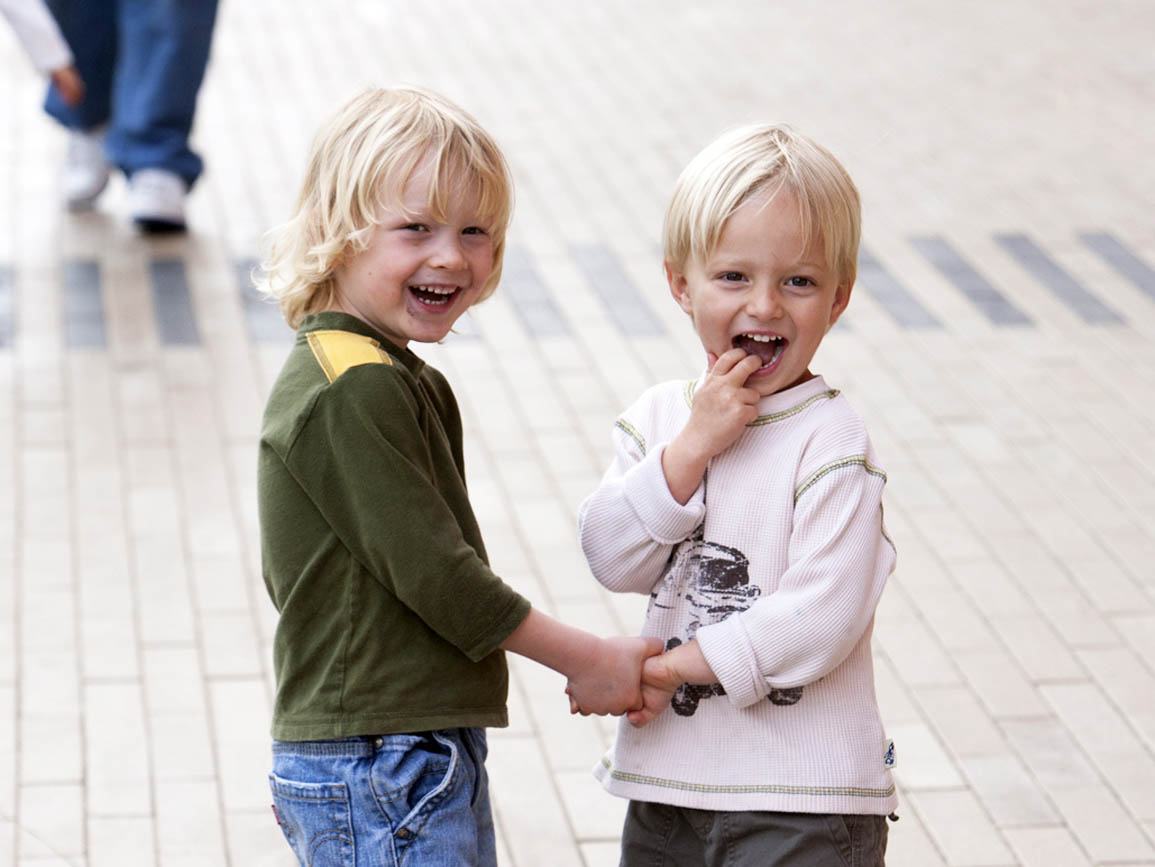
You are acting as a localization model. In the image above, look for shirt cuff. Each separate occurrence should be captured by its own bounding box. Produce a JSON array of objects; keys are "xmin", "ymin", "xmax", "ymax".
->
[
  {"xmin": 622, "ymin": 443, "xmax": 705, "ymax": 543},
  {"xmin": 697, "ymin": 615, "xmax": 763, "ymax": 708}
]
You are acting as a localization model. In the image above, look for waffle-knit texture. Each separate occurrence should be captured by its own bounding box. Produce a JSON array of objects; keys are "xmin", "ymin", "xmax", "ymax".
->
[{"xmin": 580, "ymin": 375, "xmax": 898, "ymax": 813}]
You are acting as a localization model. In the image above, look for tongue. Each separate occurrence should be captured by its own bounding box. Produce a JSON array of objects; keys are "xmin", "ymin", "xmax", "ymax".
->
[{"xmin": 733, "ymin": 335, "xmax": 781, "ymax": 366}]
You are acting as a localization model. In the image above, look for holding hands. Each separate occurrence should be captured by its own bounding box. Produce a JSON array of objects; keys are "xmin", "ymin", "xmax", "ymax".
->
[
  {"xmin": 565, "ymin": 636, "xmax": 665, "ymax": 716},
  {"xmin": 568, "ymin": 637, "xmax": 717, "ymax": 727}
]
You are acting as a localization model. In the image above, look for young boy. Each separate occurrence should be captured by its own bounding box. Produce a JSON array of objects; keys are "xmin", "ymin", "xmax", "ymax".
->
[
  {"xmin": 257, "ymin": 86, "xmax": 660, "ymax": 866},
  {"xmin": 578, "ymin": 124, "xmax": 897, "ymax": 865}
]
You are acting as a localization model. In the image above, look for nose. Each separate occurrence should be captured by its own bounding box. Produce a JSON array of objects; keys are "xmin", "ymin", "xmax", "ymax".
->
[
  {"xmin": 430, "ymin": 231, "xmax": 468, "ymax": 270},
  {"xmin": 746, "ymin": 285, "xmax": 784, "ymax": 320}
]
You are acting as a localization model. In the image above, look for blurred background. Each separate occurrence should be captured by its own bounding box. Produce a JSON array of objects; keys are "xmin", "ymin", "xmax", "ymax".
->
[{"xmin": 2, "ymin": 1, "xmax": 1154, "ymax": 865}]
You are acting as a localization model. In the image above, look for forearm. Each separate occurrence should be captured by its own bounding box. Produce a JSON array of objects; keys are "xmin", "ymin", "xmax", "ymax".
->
[
  {"xmin": 499, "ymin": 607, "xmax": 598, "ymax": 676},
  {"xmin": 579, "ymin": 448, "xmax": 705, "ymax": 593},
  {"xmin": 503, "ymin": 608, "xmax": 663, "ymax": 716},
  {"xmin": 626, "ymin": 639, "xmax": 717, "ymax": 727},
  {"xmin": 660, "ymin": 432, "xmax": 711, "ymax": 506},
  {"xmin": 662, "ymin": 639, "xmax": 716, "ymax": 686}
]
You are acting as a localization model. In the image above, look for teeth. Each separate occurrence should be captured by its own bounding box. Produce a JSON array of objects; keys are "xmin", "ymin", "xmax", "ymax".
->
[
  {"xmin": 740, "ymin": 333, "xmax": 782, "ymax": 343},
  {"xmin": 411, "ymin": 285, "xmax": 456, "ymax": 295}
]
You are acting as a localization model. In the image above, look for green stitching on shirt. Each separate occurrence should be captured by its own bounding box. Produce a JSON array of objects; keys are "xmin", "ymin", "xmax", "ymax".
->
[
  {"xmin": 683, "ymin": 379, "xmax": 698, "ymax": 409},
  {"xmin": 880, "ymin": 503, "xmax": 896, "ymax": 552},
  {"xmin": 749, "ymin": 390, "xmax": 841, "ymax": 426},
  {"xmin": 601, "ymin": 758, "xmax": 895, "ymax": 799},
  {"xmin": 794, "ymin": 455, "xmax": 888, "ymax": 504},
  {"xmin": 682, "ymin": 382, "xmax": 840, "ymax": 426},
  {"xmin": 615, "ymin": 419, "xmax": 647, "ymax": 456}
]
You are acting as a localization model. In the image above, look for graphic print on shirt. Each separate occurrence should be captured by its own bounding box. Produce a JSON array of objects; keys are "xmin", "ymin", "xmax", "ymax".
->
[{"xmin": 650, "ymin": 527, "xmax": 804, "ymax": 715}]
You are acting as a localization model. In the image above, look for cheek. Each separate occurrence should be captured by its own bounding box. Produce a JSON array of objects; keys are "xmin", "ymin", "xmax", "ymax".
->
[{"xmin": 472, "ymin": 246, "xmax": 496, "ymax": 275}]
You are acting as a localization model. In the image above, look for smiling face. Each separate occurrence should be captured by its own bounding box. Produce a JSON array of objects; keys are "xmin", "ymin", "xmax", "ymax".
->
[
  {"xmin": 667, "ymin": 187, "xmax": 852, "ymax": 397},
  {"xmin": 330, "ymin": 157, "xmax": 495, "ymax": 348}
]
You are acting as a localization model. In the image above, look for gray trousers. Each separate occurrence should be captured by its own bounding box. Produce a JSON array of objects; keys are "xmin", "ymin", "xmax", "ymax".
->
[{"xmin": 620, "ymin": 800, "xmax": 889, "ymax": 866}]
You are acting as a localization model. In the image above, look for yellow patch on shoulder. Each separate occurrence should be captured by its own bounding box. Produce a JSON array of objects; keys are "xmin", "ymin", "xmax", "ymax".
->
[{"xmin": 306, "ymin": 330, "xmax": 393, "ymax": 383}]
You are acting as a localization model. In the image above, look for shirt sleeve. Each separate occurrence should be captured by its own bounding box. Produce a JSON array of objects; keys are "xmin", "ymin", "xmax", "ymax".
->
[
  {"xmin": 578, "ymin": 410, "xmax": 706, "ymax": 594},
  {"xmin": 0, "ymin": 0, "xmax": 73, "ymax": 73},
  {"xmin": 283, "ymin": 365, "xmax": 529, "ymax": 661},
  {"xmin": 696, "ymin": 420, "xmax": 896, "ymax": 708}
]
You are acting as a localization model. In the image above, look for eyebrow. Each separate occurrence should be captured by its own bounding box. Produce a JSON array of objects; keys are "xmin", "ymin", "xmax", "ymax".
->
[{"xmin": 707, "ymin": 254, "xmax": 828, "ymax": 271}]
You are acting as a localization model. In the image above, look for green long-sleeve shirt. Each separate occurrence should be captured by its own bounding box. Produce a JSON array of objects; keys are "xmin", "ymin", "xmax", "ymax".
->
[{"xmin": 258, "ymin": 311, "xmax": 531, "ymax": 740}]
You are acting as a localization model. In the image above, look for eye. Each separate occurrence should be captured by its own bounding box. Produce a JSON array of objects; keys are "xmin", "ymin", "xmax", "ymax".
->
[
  {"xmin": 462, "ymin": 226, "xmax": 489, "ymax": 236},
  {"xmin": 403, "ymin": 223, "xmax": 428, "ymax": 232},
  {"xmin": 717, "ymin": 271, "xmax": 746, "ymax": 283},
  {"xmin": 786, "ymin": 276, "xmax": 815, "ymax": 288}
]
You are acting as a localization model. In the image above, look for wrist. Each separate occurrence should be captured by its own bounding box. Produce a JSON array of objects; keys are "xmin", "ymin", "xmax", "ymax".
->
[
  {"xmin": 662, "ymin": 435, "xmax": 709, "ymax": 505},
  {"xmin": 666, "ymin": 640, "xmax": 716, "ymax": 686},
  {"xmin": 668, "ymin": 429, "xmax": 712, "ymax": 474}
]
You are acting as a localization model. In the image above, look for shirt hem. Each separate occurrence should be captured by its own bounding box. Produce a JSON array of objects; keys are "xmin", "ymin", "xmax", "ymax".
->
[
  {"xmin": 272, "ymin": 709, "xmax": 510, "ymax": 742},
  {"xmin": 594, "ymin": 757, "xmax": 898, "ymax": 815}
]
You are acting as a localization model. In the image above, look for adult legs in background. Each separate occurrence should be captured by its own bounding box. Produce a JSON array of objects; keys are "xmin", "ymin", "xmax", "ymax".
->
[
  {"xmin": 42, "ymin": 0, "xmax": 220, "ymax": 229},
  {"xmin": 43, "ymin": 0, "xmax": 115, "ymax": 208}
]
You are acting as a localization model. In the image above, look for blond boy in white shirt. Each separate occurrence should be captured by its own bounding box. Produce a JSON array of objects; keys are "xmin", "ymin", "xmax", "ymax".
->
[{"xmin": 577, "ymin": 124, "xmax": 897, "ymax": 866}]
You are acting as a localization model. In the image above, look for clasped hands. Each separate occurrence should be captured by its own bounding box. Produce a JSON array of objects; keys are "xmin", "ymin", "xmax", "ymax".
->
[{"xmin": 564, "ymin": 637, "xmax": 683, "ymax": 728}]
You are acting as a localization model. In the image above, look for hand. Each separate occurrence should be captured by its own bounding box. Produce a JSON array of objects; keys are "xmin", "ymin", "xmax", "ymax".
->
[
  {"xmin": 625, "ymin": 654, "xmax": 679, "ymax": 727},
  {"xmin": 50, "ymin": 65, "xmax": 85, "ymax": 107},
  {"xmin": 685, "ymin": 348, "xmax": 763, "ymax": 456},
  {"xmin": 565, "ymin": 636, "xmax": 664, "ymax": 716},
  {"xmin": 662, "ymin": 348, "xmax": 762, "ymax": 504},
  {"xmin": 625, "ymin": 639, "xmax": 717, "ymax": 727}
]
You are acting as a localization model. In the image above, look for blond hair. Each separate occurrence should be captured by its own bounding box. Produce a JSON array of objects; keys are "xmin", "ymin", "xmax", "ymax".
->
[
  {"xmin": 663, "ymin": 124, "xmax": 860, "ymax": 285},
  {"xmin": 259, "ymin": 86, "xmax": 513, "ymax": 328}
]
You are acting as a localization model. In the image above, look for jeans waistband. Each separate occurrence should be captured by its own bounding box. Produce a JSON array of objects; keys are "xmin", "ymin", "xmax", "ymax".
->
[
  {"xmin": 272, "ymin": 736, "xmax": 380, "ymax": 757},
  {"xmin": 272, "ymin": 728, "xmax": 480, "ymax": 758}
]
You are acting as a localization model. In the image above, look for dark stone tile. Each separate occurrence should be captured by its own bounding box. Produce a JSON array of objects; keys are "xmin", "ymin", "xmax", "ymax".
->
[
  {"xmin": 1079, "ymin": 232, "xmax": 1155, "ymax": 303},
  {"xmin": 235, "ymin": 258, "xmax": 292, "ymax": 344},
  {"xmin": 63, "ymin": 260, "xmax": 107, "ymax": 348},
  {"xmin": 996, "ymin": 234, "xmax": 1124, "ymax": 325},
  {"xmin": 150, "ymin": 258, "xmax": 201, "ymax": 345},
  {"xmin": 570, "ymin": 243, "xmax": 663, "ymax": 336},
  {"xmin": 501, "ymin": 247, "xmax": 571, "ymax": 337},
  {"xmin": 857, "ymin": 247, "xmax": 942, "ymax": 329},
  {"xmin": 911, "ymin": 235, "xmax": 1032, "ymax": 326}
]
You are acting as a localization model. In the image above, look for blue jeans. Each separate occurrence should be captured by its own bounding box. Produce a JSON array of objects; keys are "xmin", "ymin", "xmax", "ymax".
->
[
  {"xmin": 269, "ymin": 729, "xmax": 496, "ymax": 867},
  {"xmin": 43, "ymin": 0, "xmax": 219, "ymax": 186}
]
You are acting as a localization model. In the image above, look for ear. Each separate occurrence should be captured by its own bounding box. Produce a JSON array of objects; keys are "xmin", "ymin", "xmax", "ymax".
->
[
  {"xmin": 665, "ymin": 262, "xmax": 695, "ymax": 317},
  {"xmin": 827, "ymin": 280, "xmax": 854, "ymax": 330}
]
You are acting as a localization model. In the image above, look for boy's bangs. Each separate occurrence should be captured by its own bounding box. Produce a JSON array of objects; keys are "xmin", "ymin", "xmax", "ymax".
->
[
  {"xmin": 426, "ymin": 156, "xmax": 507, "ymax": 232},
  {"xmin": 788, "ymin": 171, "xmax": 859, "ymax": 284},
  {"xmin": 377, "ymin": 133, "xmax": 508, "ymax": 235}
]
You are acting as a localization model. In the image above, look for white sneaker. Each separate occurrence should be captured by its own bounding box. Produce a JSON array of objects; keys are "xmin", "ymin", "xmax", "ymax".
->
[
  {"xmin": 128, "ymin": 168, "xmax": 187, "ymax": 233},
  {"xmin": 63, "ymin": 129, "xmax": 111, "ymax": 210}
]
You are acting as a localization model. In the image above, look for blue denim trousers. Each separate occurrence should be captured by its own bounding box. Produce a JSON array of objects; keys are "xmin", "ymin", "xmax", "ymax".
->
[
  {"xmin": 43, "ymin": 0, "xmax": 219, "ymax": 186},
  {"xmin": 269, "ymin": 729, "xmax": 496, "ymax": 867}
]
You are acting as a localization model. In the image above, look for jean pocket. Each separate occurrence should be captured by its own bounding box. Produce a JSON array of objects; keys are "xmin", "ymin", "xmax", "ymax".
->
[
  {"xmin": 369, "ymin": 732, "xmax": 459, "ymax": 837},
  {"xmin": 269, "ymin": 773, "xmax": 356, "ymax": 867}
]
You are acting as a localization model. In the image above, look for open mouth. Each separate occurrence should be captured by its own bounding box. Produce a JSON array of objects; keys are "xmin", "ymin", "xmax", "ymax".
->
[
  {"xmin": 732, "ymin": 333, "xmax": 786, "ymax": 370},
  {"xmin": 409, "ymin": 284, "xmax": 460, "ymax": 309}
]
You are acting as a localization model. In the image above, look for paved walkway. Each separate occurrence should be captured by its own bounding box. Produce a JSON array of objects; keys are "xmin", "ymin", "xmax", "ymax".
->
[{"xmin": 3, "ymin": 1, "xmax": 1155, "ymax": 864}]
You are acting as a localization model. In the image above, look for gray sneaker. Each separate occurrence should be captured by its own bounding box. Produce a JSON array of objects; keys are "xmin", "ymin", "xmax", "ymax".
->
[
  {"xmin": 128, "ymin": 168, "xmax": 187, "ymax": 233},
  {"xmin": 63, "ymin": 129, "xmax": 111, "ymax": 210}
]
